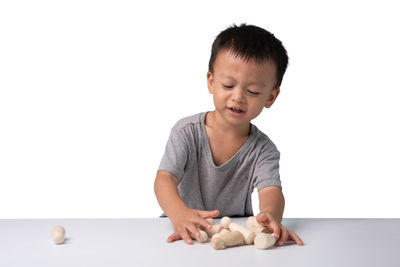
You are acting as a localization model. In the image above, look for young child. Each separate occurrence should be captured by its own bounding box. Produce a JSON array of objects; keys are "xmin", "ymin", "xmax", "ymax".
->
[{"xmin": 154, "ymin": 23, "xmax": 303, "ymax": 246}]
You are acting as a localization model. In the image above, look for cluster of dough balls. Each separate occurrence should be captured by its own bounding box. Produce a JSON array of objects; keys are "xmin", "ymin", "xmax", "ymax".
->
[{"xmin": 191, "ymin": 216, "xmax": 276, "ymax": 250}]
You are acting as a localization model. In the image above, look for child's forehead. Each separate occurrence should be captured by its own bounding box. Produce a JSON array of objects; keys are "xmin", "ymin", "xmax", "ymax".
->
[{"xmin": 215, "ymin": 50, "xmax": 276, "ymax": 77}]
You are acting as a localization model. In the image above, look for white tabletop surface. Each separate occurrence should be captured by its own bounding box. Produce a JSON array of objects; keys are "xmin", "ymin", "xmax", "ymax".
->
[{"xmin": 1, "ymin": 218, "xmax": 399, "ymax": 267}]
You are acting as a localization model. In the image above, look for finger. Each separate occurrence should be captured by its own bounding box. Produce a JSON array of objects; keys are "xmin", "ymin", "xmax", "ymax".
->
[
  {"xmin": 197, "ymin": 209, "xmax": 219, "ymax": 219},
  {"xmin": 288, "ymin": 230, "xmax": 304, "ymax": 246},
  {"xmin": 167, "ymin": 232, "xmax": 182, "ymax": 243},
  {"xmin": 180, "ymin": 228, "xmax": 194, "ymax": 245},
  {"xmin": 193, "ymin": 217, "xmax": 213, "ymax": 230},
  {"xmin": 256, "ymin": 212, "xmax": 268, "ymax": 225},
  {"xmin": 256, "ymin": 212, "xmax": 276, "ymax": 231},
  {"xmin": 185, "ymin": 223, "xmax": 201, "ymax": 239},
  {"xmin": 256, "ymin": 213, "xmax": 274, "ymax": 234},
  {"xmin": 264, "ymin": 213, "xmax": 281, "ymax": 240},
  {"xmin": 277, "ymin": 227, "xmax": 289, "ymax": 246}
]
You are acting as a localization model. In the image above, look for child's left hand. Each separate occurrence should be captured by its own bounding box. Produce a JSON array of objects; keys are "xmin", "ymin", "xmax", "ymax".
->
[{"xmin": 256, "ymin": 212, "xmax": 304, "ymax": 246}]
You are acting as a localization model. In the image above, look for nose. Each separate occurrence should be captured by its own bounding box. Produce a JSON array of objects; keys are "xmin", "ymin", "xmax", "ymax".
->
[{"xmin": 231, "ymin": 87, "xmax": 245, "ymax": 103}]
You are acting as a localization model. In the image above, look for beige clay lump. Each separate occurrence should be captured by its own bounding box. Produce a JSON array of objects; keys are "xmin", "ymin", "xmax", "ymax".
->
[{"xmin": 51, "ymin": 225, "xmax": 65, "ymax": 245}]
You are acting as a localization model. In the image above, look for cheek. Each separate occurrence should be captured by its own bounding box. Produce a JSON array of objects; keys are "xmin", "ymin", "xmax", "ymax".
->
[
  {"xmin": 212, "ymin": 92, "xmax": 223, "ymax": 106},
  {"xmin": 213, "ymin": 90, "xmax": 228, "ymax": 108},
  {"xmin": 214, "ymin": 89, "xmax": 226, "ymax": 100},
  {"xmin": 248, "ymin": 99, "xmax": 266, "ymax": 115}
]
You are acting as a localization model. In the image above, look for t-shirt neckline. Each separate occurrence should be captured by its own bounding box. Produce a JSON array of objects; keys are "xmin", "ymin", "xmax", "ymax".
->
[{"xmin": 200, "ymin": 111, "xmax": 256, "ymax": 171}]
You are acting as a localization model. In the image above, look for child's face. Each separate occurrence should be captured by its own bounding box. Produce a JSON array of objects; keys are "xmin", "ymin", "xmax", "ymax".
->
[{"xmin": 207, "ymin": 49, "xmax": 280, "ymax": 127}]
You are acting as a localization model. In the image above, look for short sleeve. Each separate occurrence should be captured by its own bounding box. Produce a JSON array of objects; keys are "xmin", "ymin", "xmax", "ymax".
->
[
  {"xmin": 158, "ymin": 127, "xmax": 189, "ymax": 180},
  {"xmin": 252, "ymin": 143, "xmax": 281, "ymax": 191}
]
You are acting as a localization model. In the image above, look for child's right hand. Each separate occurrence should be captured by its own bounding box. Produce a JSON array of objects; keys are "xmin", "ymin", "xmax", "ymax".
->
[{"xmin": 167, "ymin": 208, "xmax": 219, "ymax": 245}]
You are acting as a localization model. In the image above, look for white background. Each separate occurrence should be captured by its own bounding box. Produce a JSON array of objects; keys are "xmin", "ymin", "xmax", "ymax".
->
[{"xmin": 1, "ymin": 0, "xmax": 399, "ymax": 218}]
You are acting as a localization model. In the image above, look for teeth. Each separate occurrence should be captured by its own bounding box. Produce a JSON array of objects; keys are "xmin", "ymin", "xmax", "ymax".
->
[{"xmin": 231, "ymin": 107, "xmax": 242, "ymax": 112}]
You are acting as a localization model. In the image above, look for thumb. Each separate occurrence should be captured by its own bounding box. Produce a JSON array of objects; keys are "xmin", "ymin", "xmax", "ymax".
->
[
  {"xmin": 197, "ymin": 209, "xmax": 220, "ymax": 218},
  {"xmin": 256, "ymin": 212, "xmax": 280, "ymax": 239},
  {"xmin": 256, "ymin": 212, "xmax": 268, "ymax": 225}
]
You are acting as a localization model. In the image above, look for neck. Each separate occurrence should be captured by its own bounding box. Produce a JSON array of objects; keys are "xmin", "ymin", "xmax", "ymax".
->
[{"xmin": 207, "ymin": 111, "xmax": 250, "ymax": 138}]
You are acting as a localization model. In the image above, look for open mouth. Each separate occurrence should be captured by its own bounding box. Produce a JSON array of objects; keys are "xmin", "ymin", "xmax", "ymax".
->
[{"xmin": 228, "ymin": 107, "xmax": 245, "ymax": 113}]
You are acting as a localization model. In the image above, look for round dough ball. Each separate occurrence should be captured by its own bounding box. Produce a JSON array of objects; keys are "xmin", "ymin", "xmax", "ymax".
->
[
  {"xmin": 220, "ymin": 216, "xmax": 232, "ymax": 229},
  {"xmin": 51, "ymin": 225, "xmax": 65, "ymax": 244},
  {"xmin": 197, "ymin": 230, "xmax": 209, "ymax": 242},
  {"xmin": 254, "ymin": 233, "xmax": 276, "ymax": 250},
  {"xmin": 210, "ymin": 235, "xmax": 225, "ymax": 250},
  {"xmin": 219, "ymin": 229, "xmax": 231, "ymax": 236}
]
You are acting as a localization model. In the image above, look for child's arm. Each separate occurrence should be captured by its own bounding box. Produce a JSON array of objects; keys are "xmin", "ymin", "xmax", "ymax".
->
[
  {"xmin": 259, "ymin": 185, "xmax": 285, "ymax": 223},
  {"xmin": 257, "ymin": 186, "xmax": 304, "ymax": 246},
  {"xmin": 154, "ymin": 170, "xmax": 219, "ymax": 244},
  {"xmin": 154, "ymin": 170, "xmax": 189, "ymax": 219}
]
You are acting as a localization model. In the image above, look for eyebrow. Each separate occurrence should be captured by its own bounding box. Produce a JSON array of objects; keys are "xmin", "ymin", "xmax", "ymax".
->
[{"xmin": 221, "ymin": 74, "xmax": 266, "ymax": 87}]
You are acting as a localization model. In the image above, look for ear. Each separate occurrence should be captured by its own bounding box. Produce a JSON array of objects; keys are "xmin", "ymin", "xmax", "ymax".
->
[
  {"xmin": 207, "ymin": 71, "xmax": 214, "ymax": 94},
  {"xmin": 265, "ymin": 88, "xmax": 280, "ymax": 108}
]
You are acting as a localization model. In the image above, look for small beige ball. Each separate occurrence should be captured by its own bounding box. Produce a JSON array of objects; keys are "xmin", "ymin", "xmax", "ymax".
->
[
  {"xmin": 197, "ymin": 230, "xmax": 209, "ymax": 243},
  {"xmin": 254, "ymin": 233, "xmax": 276, "ymax": 250},
  {"xmin": 51, "ymin": 225, "xmax": 65, "ymax": 244},
  {"xmin": 220, "ymin": 216, "xmax": 232, "ymax": 229},
  {"xmin": 219, "ymin": 229, "xmax": 231, "ymax": 236}
]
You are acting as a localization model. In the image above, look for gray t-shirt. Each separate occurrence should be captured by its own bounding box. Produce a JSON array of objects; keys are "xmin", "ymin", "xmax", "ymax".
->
[{"xmin": 158, "ymin": 112, "xmax": 281, "ymax": 217}]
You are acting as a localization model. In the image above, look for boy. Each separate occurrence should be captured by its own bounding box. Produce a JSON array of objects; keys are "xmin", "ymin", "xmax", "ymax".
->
[{"xmin": 154, "ymin": 23, "xmax": 303, "ymax": 246}]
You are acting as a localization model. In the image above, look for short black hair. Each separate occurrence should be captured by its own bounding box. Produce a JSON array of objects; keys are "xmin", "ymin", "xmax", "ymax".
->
[{"xmin": 208, "ymin": 23, "xmax": 288, "ymax": 89}]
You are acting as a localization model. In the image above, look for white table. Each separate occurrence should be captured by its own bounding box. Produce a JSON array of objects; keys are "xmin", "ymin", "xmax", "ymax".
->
[{"xmin": 1, "ymin": 218, "xmax": 399, "ymax": 267}]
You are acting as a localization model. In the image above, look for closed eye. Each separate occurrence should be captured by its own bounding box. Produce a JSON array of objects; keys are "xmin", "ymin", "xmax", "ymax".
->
[
  {"xmin": 222, "ymin": 84, "xmax": 234, "ymax": 89},
  {"xmin": 247, "ymin": 90, "xmax": 260, "ymax": 95}
]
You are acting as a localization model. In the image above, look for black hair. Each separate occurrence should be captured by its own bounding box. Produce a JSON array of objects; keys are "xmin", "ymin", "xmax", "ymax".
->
[{"xmin": 208, "ymin": 23, "xmax": 288, "ymax": 89}]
